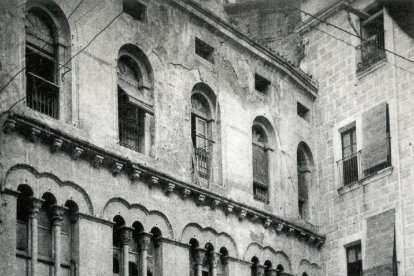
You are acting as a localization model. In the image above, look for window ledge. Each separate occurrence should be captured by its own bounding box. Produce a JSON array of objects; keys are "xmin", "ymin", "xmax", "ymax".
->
[
  {"xmin": 356, "ymin": 59, "xmax": 387, "ymax": 79},
  {"xmin": 337, "ymin": 166, "xmax": 393, "ymax": 195}
]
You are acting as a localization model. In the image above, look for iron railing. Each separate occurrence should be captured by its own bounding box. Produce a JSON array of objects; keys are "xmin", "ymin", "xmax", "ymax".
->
[
  {"xmin": 356, "ymin": 33, "xmax": 386, "ymax": 73},
  {"xmin": 337, "ymin": 137, "xmax": 391, "ymax": 186},
  {"xmin": 253, "ymin": 182, "xmax": 269, "ymax": 203},
  {"xmin": 119, "ymin": 103, "xmax": 143, "ymax": 152},
  {"xmin": 26, "ymin": 72, "xmax": 59, "ymax": 119}
]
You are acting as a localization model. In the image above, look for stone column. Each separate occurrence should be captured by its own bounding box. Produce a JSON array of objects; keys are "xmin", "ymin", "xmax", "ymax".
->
[
  {"xmin": 51, "ymin": 205, "xmax": 66, "ymax": 276},
  {"xmin": 29, "ymin": 198, "xmax": 44, "ymax": 276},
  {"xmin": 256, "ymin": 264, "xmax": 266, "ymax": 276},
  {"xmin": 267, "ymin": 268, "xmax": 277, "ymax": 276},
  {"xmin": 139, "ymin": 232, "xmax": 152, "ymax": 276},
  {"xmin": 120, "ymin": 226, "xmax": 133, "ymax": 276},
  {"xmin": 195, "ymin": 248, "xmax": 206, "ymax": 276},
  {"xmin": 210, "ymin": 252, "xmax": 221, "ymax": 276}
]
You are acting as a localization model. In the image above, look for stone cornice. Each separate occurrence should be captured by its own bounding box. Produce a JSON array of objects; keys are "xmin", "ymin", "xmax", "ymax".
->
[
  {"xmin": 167, "ymin": 0, "xmax": 319, "ymax": 97},
  {"xmin": 2, "ymin": 113, "xmax": 325, "ymax": 248}
]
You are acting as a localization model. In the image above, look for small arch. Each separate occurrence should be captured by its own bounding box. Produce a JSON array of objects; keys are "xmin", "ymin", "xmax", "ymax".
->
[
  {"xmin": 297, "ymin": 141, "xmax": 314, "ymax": 222},
  {"xmin": 276, "ymin": 264, "xmax": 284, "ymax": 273},
  {"xmin": 64, "ymin": 200, "xmax": 79, "ymax": 214},
  {"xmin": 251, "ymin": 256, "xmax": 260, "ymax": 276},
  {"xmin": 302, "ymin": 273, "xmax": 308, "ymax": 276},
  {"xmin": 264, "ymin": 260, "xmax": 272, "ymax": 268},
  {"xmin": 132, "ymin": 221, "xmax": 144, "ymax": 232},
  {"xmin": 190, "ymin": 238, "xmax": 200, "ymax": 248},
  {"xmin": 17, "ymin": 184, "xmax": 33, "ymax": 197},
  {"xmin": 41, "ymin": 192, "xmax": 57, "ymax": 206},
  {"xmin": 205, "ymin": 242, "xmax": 215, "ymax": 252}
]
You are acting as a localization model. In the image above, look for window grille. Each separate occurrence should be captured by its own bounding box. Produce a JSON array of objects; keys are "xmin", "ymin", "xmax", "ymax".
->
[
  {"xmin": 346, "ymin": 243, "xmax": 362, "ymax": 276},
  {"xmin": 118, "ymin": 91, "xmax": 145, "ymax": 152}
]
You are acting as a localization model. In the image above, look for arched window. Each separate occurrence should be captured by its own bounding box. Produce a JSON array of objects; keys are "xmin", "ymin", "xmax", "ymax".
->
[
  {"xmin": 16, "ymin": 185, "xmax": 33, "ymax": 275},
  {"xmin": 264, "ymin": 260, "xmax": 272, "ymax": 276},
  {"xmin": 190, "ymin": 83, "xmax": 221, "ymax": 186},
  {"xmin": 276, "ymin": 264, "xmax": 284, "ymax": 276},
  {"xmin": 148, "ymin": 227, "xmax": 162, "ymax": 276},
  {"xmin": 112, "ymin": 216, "xmax": 125, "ymax": 275},
  {"xmin": 25, "ymin": 8, "xmax": 59, "ymax": 118},
  {"xmin": 297, "ymin": 142, "xmax": 313, "ymax": 222},
  {"xmin": 25, "ymin": 3, "xmax": 71, "ymax": 120},
  {"xmin": 252, "ymin": 124, "xmax": 270, "ymax": 203},
  {"xmin": 219, "ymin": 247, "xmax": 229, "ymax": 276},
  {"xmin": 251, "ymin": 257, "xmax": 260, "ymax": 276},
  {"xmin": 118, "ymin": 45, "xmax": 154, "ymax": 155}
]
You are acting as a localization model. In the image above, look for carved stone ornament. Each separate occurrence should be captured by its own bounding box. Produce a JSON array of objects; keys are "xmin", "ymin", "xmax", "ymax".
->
[
  {"xmin": 29, "ymin": 197, "xmax": 44, "ymax": 219},
  {"xmin": 150, "ymin": 176, "xmax": 159, "ymax": 188},
  {"xmin": 52, "ymin": 138, "xmax": 63, "ymax": 152},
  {"xmin": 51, "ymin": 205, "xmax": 66, "ymax": 226},
  {"xmin": 308, "ymin": 236, "xmax": 316, "ymax": 245},
  {"xmin": 268, "ymin": 268, "xmax": 278, "ymax": 276},
  {"xmin": 195, "ymin": 248, "xmax": 206, "ymax": 265},
  {"xmin": 3, "ymin": 118, "xmax": 16, "ymax": 134},
  {"xmin": 256, "ymin": 264, "xmax": 266, "ymax": 276},
  {"xmin": 182, "ymin": 188, "xmax": 191, "ymax": 198},
  {"xmin": 264, "ymin": 218, "xmax": 272, "ymax": 228},
  {"xmin": 112, "ymin": 162, "xmax": 123, "ymax": 175},
  {"xmin": 251, "ymin": 214, "xmax": 260, "ymax": 222},
  {"xmin": 139, "ymin": 232, "xmax": 153, "ymax": 251},
  {"xmin": 72, "ymin": 146, "xmax": 84, "ymax": 160},
  {"xmin": 130, "ymin": 165, "xmax": 142, "ymax": 180},
  {"xmin": 288, "ymin": 227, "xmax": 295, "ymax": 236},
  {"xmin": 239, "ymin": 209, "xmax": 247, "ymax": 220},
  {"xmin": 300, "ymin": 231, "xmax": 307, "ymax": 241},
  {"xmin": 226, "ymin": 204, "xmax": 234, "ymax": 214},
  {"xmin": 120, "ymin": 226, "xmax": 133, "ymax": 246},
  {"xmin": 166, "ymin": 183, "xmax": 175, "ymax": 194},
  {"xmin": 197, "ymin": 194, "xmax": 206, "ymax": 205},
  {"xmin": 212, "ymin": 199, "xmax": 220, "ymax": 209},
  {"xmin": 30, "ymin": 127, "xmax": 42, "ymax": 143},
  {"xmin": 92, "ymin": 154, "xmax": 104, "ymax": 168},
  {"xmin": 276, "ymin": 223, "xmax": 284, "ymax": 232}
]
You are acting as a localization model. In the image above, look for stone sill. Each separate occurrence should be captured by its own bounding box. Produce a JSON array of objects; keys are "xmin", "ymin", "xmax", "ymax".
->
[
  {"xmin": 356, "ymin": 59, "xmax": 387, "ymax": 80},
  {"xmin": 337, "ymin": 166, "xmax": 393, "ymax": 195}
]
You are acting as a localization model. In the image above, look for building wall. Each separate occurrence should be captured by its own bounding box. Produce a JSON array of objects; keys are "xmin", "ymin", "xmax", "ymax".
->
[
  {"xmin": 0, "ymin": 0, "xmax": 322, "ymax": 275},
  {"xmin": 299, "ymin": 0, "xmax": 414, "ymax": 275}
]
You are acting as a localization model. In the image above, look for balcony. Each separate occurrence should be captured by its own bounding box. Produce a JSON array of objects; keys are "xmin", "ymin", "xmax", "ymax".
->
[
  {"xmin": 26, "ymin": 72, "xmax": 59, "ymax": 119},
  {"xmin": 253, "ymin": 182, "xmax": 269, "ymax": 203},
  {"xmin": 337, "ymin": 138, "xmax": 391, "ymax": 187},
  {"xmin": 192, "ymin": 146, "xmax": 210, "ymax": 185},
  {"xmin": 356, "ymin": 33, "xmax": 386, "ymax": 73}
]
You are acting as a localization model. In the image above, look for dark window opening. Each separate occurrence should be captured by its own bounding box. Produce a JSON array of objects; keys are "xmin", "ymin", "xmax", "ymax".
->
[
  {"xmin": 113, "ymin": 257, "xmax": 120, "ymax": 274},
  {"xmin": 195, "ymin": 37, "xmax": 215, "ymax": 63},
  {"xmin": 254, "ymin": 73, "xmax": 270, "ymax": 94},
  {"xmin": 357, "ymin": 6, "xmax": 385, "ymax": 73},
  {"xmin": 123, "ymin": 0, "xmax": 147, "ymax": 21},
  {"xmin": 202, "ymin": 271, "xmax": 209, "ymax": 276},
  {"xmin": 298, "ymin": 199, "xmax": 305, "ymax": 218},
  {"xmin": 118, "ymin": 90, "xmax": 145, "ymax": 152},
  {"xmin": 252, "ymin": 125, "xmax": 269, "ymax": 203},
  {"xmin": 297, "ymin": 102, "xmax": 310, "ymax": 120},
  {"xmin": 346, "ymin": 243, "xmax": 362, "ymax": 276},
  {"xmin": 341, "ymin": 127, "xmax": 358, "ymax": 185}
]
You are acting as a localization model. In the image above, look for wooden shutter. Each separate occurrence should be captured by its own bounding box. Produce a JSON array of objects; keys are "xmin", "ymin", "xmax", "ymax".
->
[
  {"xmin": 361, "ymin": 102, "xmax": 388, "ymax": 172},
  {"xmin": 364, "ymin": 209, "xmax": 395, "ymax": 276},
  {"xmin": 253, "ymin": 144, "xmax": 269, "ymax": 186}
]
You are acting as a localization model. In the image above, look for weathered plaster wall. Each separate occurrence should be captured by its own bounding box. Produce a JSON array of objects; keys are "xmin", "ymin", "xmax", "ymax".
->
[{"xmin": 0, "ymin": 0, "xmax": 320, "ymax": 275}]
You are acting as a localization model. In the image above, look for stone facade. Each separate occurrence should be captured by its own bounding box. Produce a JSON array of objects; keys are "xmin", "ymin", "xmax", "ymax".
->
[{"xmin": 0, "ymin": 0, "xmax": 321, "ymax": 276}]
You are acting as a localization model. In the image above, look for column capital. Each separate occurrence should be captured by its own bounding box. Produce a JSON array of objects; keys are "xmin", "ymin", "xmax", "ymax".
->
[
  {"xmin": 210, "ymin": 252, "xmax": 222, "ymax": 268},
  {"xmin": 256, "ymin": 264, "xmax": 266, "ymax": 276},
  {"xmin": 267, "ymin": 268, "xmax": 278, "ymax": 276},
  {"xmin": 51, "ymin": 205, "xmax": 67, "ymax": 226},
  {"xmin": 120, "ymin": 226, "xmax": 134, "ymax": 246},
  {"xmin": 29, "ymin": 197, "xmax": 44, "ymax": 219},
  {"xmin": 195, "ymin": 248, "xmax": 206, "ymax": 265},
  {"xmin": 139, "ymin": 232, "xmax": 153, "ymax": 251}
]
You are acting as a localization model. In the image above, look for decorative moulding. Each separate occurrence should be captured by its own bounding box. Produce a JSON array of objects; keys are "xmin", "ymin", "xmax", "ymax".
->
[{"xmin": 3, "ymin": 113, "xmax": 326, "ymax": 248}]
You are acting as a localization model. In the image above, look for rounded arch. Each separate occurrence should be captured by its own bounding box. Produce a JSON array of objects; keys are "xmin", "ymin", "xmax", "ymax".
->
[
  {"xmin": 118, "ymin": 44, "xmax": 154, "ymax": 90},
  {"xmin": 297, "ymin": 141, "xmax": 315, "ymax": 222},
  {"xmin": 297, "ymin": 259, "xmax": 320, "ymax": 276},
  {"xmin": 191, "ymin": 83, "xmax": 218, "ymax": 120},
  {"xmin": 102, "ymin": 198, "xmax": 174, "ymax": 239},
  {"xmin": 3, "ymin": 164, "xmax": 94, "ymax": 215},
  {"xmin": 25, "ymin": 0, "xmax": 71, "ymax": 45},
  {"xmin": 252, "ymin": 116, "xmax": 276, "ymax": 149},
  {"xmin": 180, "ymin": 223, "xmax": 238, "ymax": 258}
]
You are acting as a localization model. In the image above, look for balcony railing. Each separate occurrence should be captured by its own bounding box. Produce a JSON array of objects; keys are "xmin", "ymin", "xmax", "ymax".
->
[
  {"xmin": 26, "ymin": 72, "xmax": 59, "ymax": 119},
  {"xmin": 356, "ymin": 33, "xmax": 386, "ymax": 73},
  {"xmin": 337, "ymin": 138, "xmax": 391, "ymax": 186},
  {"xmin": 253, "ymin": 182, "xmax": 269, "ymax": 203},
  {"xmin": 192, "ymin": 141, "xmax": 212, "ymax": 185}
]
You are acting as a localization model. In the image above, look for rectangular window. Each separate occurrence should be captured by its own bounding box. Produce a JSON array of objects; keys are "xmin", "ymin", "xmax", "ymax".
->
[
  {"xmin": 123, "ymin": 0, "xmax": 147, "ymax": 21},
  {"xmin": 191, "ymin": 114, "xmax": 210, "ymax": 180},
  {"xmin": 195, "ymin": 37, "xmax": 215, "ymax": 63},
  {"xmin": 341, "ymin": 127, "xmax": 358, "ymax": 185},
  {"xmin": 346, "ymin": 243, "xmax": 362, "ymax": 276},
  {"xmin": 254, "ymin": 73, "xmax": 270, "ymax": 94},
  {"xmin": 297, "ymin": 102, "xmax": 310, "ymax": 120},
  {"xmin": 119, "ymin": 95, "xmax": 146, "ymax": 153},
  {"xmin": 356, "ymin": 6, "xmax": 385, "ymax": 73}
]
